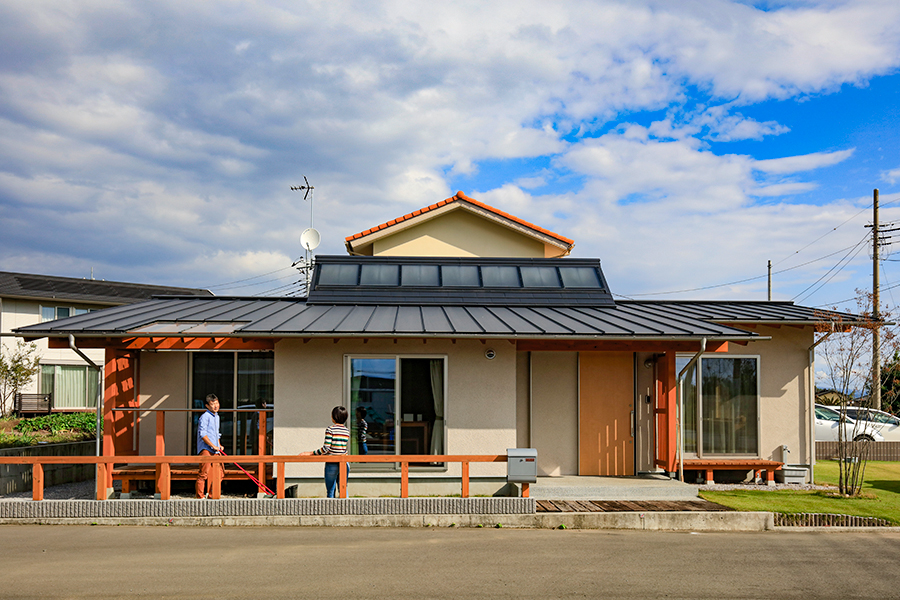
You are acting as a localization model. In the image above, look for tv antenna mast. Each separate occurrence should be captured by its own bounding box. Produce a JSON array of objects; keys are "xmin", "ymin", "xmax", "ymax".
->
[{"xmin": 291, "ymin": 176, "xmax": 320, "ymax": 296}]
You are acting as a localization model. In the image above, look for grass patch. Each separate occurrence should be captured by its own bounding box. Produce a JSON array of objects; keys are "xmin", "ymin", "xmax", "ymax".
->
[
  {"xmin": 700, "ymin": 461, "xmax": 900, "ymax": 525},
  {"xmin": 0, "ymin": 415, "xmax": 96, "ymax": 449}
]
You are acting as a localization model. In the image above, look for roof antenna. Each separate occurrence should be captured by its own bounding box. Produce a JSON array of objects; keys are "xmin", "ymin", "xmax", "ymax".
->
[{"xmin": 291, "ymin": 176, "xmax": 320, "ymax": 297}]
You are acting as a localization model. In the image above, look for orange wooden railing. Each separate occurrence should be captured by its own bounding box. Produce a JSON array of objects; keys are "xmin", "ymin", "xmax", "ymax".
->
[{"xmin": 0, "ymin": 454, "xmax": 527, "ymax": 501}]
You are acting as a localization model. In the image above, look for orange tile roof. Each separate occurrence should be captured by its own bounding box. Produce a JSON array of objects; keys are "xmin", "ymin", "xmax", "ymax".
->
[{"xmin": 345, "ymin": 191, "xmax": 575, "ymax": 246}]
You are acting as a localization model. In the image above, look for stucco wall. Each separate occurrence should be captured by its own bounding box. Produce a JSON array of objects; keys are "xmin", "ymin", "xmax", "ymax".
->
[
  {"xmin": 530, "ymin": 351, "xmax": 578, "ymax": 476},
  {"xmin": 274, "ymin": 337, "xmax": 517, "ymax": 481},
  {"xmin": 137, "ymin": 352, "xmax": 190, "ymax": 456},
  {"xmin": 516, "ymin": 351, "xmax": 530, "ymax": 448},
  {"xmin": 372, "ymin": 209, "xmax": 548, "ymax": 257},
  {"xmin": 738, "ymin": 325, "xmax": 813, "ymax": 465}
]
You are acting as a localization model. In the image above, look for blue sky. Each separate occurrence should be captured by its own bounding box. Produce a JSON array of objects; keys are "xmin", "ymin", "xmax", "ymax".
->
[{"xmin": 1, "ymin": 1, "xmax": 900, "ymax": 312}]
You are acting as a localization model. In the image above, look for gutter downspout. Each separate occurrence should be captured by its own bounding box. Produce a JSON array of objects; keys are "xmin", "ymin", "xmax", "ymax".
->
[
  {"xmin": 68, "ymin": 335, "xmax": 101, "ymax": 460},
  {"xmin": 677, "ymin": 338, "xmax": 706, "ymax": 482},
  {"xmin": 808, "ymin": 329, "xmax": 833, "ymax": 485}
]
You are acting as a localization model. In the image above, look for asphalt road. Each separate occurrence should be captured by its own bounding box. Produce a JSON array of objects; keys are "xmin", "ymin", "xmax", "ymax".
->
[{"xmin": 2, "ymin": 526, "xmax": 899, "ymax": 599}]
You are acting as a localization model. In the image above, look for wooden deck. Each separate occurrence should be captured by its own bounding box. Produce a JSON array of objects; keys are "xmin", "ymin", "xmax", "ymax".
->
[{"xmin": 536, "ymin": 499, "xmax": 732, "ymax": 513}]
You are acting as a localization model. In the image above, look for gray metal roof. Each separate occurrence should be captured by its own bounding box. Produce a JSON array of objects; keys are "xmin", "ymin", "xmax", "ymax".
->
[
  {"xmin": 16, "ymin": 295, "xmax": 852, "ymax": 341},
  {"xmin": 620, "ymin": 300, "xmax": 859, "ymax": 325},
  {"xmin": 0, "ymin": 271, "xmax": 213, "ymax": 305}
]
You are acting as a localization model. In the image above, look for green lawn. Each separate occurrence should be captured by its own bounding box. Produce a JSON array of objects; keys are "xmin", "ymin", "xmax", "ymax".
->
[{"xmin": 699, "ymin": 461, "xmax": 900, "ymax": 525}]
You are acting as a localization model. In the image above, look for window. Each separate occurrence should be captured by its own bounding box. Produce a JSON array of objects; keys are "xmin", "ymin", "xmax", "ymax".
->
[
  {"xmin": 481, "ymin": 266, "xmax": 520, "ymax": 287},
  {"xmin": 440, "ymin": 265, "xmax": 479, "ymax": 286},
  {"xmin": 676, "ymin": 355, "xmax": 759, "ymax": 456},
  {"xmin": 520, "ymin": 267, "xmax": 561, "ymax": 288},
  {"xmin": 190, "ymin": 352, "xmax": 274, "ymax": 455},
  {"xmin": 401, "ymin": 265, "xmax": 440, "ymax": 286},
  {"xmin": 359, "ymin": 264, "xmax": 400, "ymax": 286},
  {"xmin": 318, "ymin": 264, "xmax": 359, "ymax": 285},
  {"xmin": 347, "ymin": 356, "xmax": 446, "ymax": 466},
  {"xmin": 40, "ymin": 364, "xmax": 100, "ymax": 409},
  {"xmin": 41, "ymin": 306, "xmax": 92, "ymax": 322},
  {"xmin": 559, "ymin": 267, "xmax": 602, "ymax": 288}
]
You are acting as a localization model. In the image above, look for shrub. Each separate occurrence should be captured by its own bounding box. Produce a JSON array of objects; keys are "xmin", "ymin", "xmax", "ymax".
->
[{"xmin": 15, "ymin": 412, "xmax": 97, "ymax": 435}]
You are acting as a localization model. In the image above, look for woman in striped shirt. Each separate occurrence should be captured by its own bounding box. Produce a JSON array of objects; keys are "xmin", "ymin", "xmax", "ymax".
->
[{"xmin": 300, "ymin": 406, "xmax": 350, "ymax": 498}]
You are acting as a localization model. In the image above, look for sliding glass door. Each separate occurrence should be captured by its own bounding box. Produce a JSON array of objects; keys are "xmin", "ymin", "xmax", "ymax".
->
[{"xmin": 348, "ymin": 356, "xmax": 446, "ymax": 466}]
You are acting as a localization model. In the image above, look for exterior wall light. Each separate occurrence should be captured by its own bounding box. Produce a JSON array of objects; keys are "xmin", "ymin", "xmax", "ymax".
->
[{"xmin": 485, "ymin": 349, "xmax": 496, "ymax": 360}]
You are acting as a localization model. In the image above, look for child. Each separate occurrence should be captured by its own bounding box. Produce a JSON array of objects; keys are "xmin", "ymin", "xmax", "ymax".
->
[
  {"xmin": 299, "ymin": 406, "xmax": 350, "ymax": 498},
  {"xmin": 356, "ymin": 406, "xmax": 368, "ymax": 455}
]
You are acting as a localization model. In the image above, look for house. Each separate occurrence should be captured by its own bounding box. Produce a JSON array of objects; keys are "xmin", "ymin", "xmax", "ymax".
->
[
  {"xmin": 0, "ymin": 271, "xmax": 212, "ymax": 413},
  {"xmin": 14, "ymin": 193, "xmax": 858, "ymax": 496}
]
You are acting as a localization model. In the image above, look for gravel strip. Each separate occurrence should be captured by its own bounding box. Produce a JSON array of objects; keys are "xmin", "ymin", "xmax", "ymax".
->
[{"xmin": 698, "ymin": 482, "xmax": 835, "ymax": 492}]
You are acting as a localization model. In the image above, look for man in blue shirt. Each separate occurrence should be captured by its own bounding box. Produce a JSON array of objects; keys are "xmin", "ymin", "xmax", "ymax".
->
[{"xmin": 196, "ymin": 394, "xmax": 223, "ymax": 499}]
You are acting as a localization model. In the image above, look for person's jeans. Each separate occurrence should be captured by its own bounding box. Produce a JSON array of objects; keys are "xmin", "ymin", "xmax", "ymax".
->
[{"xmin": 324, "ymin": 462, "xmax": 339, "ymax": 498}]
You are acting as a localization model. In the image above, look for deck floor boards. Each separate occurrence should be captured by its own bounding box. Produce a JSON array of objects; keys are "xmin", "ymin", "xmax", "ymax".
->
[{"xmin": 535, "ymin": 500, "xmax": 732, "ymax": 513}]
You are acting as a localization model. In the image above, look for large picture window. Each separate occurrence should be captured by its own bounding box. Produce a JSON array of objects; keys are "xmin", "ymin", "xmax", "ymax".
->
[
  {"xmin": 676, "ymin": 355, "xmax": 759, "ymax": 456},
  {"xmin": 40, "ymin": 364, "xmax": 100, "ymax": 409},
  {"xmin": 190, "ymin": 352, "xmax": 274, "ymax": 455},
  {"xmin": 347, "ymin": 356, "xmax": 446, "ymax": 466}
]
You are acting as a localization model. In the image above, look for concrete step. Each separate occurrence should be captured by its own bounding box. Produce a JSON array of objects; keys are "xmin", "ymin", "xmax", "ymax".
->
[{"xmin": 529, "ymin": 475, "xmax": 699, "ymax": 501}]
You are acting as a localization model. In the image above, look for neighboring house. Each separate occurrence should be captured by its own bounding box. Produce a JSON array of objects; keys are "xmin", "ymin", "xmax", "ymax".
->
[
  {"xmin": 0, "ymin": 271, "xmax": 212, "ymax": 412},
  {"xmin": 16, "ymin": 193, "xmax": 859, "ymax": 495},
  {"xmin": 815, "ymin": 389, "xmax": 853, "ymax": 406}
]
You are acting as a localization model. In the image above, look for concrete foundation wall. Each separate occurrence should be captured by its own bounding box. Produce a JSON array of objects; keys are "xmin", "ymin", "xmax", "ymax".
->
[{"xmin": 0, "ymin": 441, "xmax": 95, "ymax": 494}]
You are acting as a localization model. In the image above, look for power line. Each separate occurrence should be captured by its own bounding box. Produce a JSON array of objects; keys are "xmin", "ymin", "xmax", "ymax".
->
[
  {"xmin": 623, "ymin": 240, "xmax": 866, "ymax": 298},
  {"xmin": 203, "ymin": 266, "xmax": 296, "ymax": 290},
  {"xmin": 792, "ymin": 235, "xmax": 870, "ymax": 305}
]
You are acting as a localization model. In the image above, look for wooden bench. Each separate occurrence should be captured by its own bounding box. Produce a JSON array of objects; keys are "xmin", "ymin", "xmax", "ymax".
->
[
  {"xmin": 113, "ymin": 463, "xmax": 272, "ymax": 494},
  {"xmin": 683, "ymin": 459, "xmax": 783, "ymax": 484},
  {"xmin": 14, "ymin": 393, "xmax": 52, "ymax": 416}
]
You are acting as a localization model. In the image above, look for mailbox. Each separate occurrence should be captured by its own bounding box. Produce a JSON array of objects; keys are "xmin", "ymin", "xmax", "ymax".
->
[{"xmin": 507, "ymin": 448, "xmax": 537, "ymax": 483}]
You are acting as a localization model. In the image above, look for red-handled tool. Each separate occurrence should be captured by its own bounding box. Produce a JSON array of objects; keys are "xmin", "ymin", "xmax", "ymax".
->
[{"xmin": 218, "ymin": 449, "xmax": 276, "ymax": 497}]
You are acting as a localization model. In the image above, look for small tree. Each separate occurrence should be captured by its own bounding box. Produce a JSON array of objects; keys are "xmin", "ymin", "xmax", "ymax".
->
[
  {"xmin": 0, "ymin": 340, "xmax": 41, "ymax": 417},
  {"xmin": 815, "ymin": 291, "xmax": 898, "ymax": 496},
  {"xmin": 872, "ymin": 349, "xmax": 900, "ymax": 416}
]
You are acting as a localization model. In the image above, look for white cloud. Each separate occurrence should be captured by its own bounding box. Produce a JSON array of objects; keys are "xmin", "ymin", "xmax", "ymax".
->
[
  {"xmin": 754, "ymin": 149, "xmax": 855, "ymax": 174},
  {"xmin": 0, "ymin": 0, "xmax": 898, "ymax": 307}
]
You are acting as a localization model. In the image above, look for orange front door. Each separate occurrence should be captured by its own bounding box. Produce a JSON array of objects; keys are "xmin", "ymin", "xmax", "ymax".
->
[{"xmin": 579, "ymin": 352, "xmax": 634, "ymax": 476}]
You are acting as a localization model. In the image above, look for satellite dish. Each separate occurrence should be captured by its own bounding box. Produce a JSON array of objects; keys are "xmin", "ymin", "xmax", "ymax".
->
[{"xmin": 300, "ymin": 227, "xmax": 321, "ymax": 252}]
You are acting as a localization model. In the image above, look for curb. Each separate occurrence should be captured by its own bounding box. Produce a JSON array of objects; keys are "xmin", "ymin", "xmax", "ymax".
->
[{"xmin": 0, "ymin": 510, "xmax": 774, "ymax": 531}]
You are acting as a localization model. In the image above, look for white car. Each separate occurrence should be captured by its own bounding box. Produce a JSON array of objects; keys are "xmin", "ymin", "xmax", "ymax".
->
[
  {"xmin": 843, "ymin": 407, "xmax": 900, "ymax": 442},
  {"xmin": 814, "ymin": 404, "xmax": 884, "ymax": 442}
]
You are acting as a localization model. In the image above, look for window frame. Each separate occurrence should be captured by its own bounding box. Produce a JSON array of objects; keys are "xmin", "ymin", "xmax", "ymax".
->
[
  {"xmin": 677, "ymin": 353, "xmax": 761, "ymax": 459},
  {"xmin": 344, "ymin": 353, "xmax": 449, "ymax": 472}
]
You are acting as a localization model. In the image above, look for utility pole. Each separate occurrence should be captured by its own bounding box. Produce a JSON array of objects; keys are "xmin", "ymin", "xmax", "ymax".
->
[
  {"xmin": 767, "ymin": 260, "xmax": 772, "ymax": 301},
  {"xmin": 873, "ymin": 188, "xmax": 881, "ymax": 411}
]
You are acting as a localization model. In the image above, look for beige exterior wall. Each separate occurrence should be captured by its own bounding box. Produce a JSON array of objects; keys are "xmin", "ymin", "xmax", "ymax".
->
[
  {"xmin": 738, "ymin": 326, "xmax": 813, "ymax": 466},
  {"xmin": 136, "ymin": 352, "xmax": 190, "ymax": 456},
  {"xmin": 515, "ymin": 351, "xmax": 530, "ymax": 448},
  {"xmin": 0, "ymin": 298, "xmax": 104, "ymax": 396},
  {"xmin": 530, "ymin": 351, "xmax": 578, "ymax": 476},
  {"xmin": 372, "ymin": 209, "xmax": 548, "ymax": 258},
  {"xmin": 274, "ymin": 337, "xmax": 517, "ymax": 495}
]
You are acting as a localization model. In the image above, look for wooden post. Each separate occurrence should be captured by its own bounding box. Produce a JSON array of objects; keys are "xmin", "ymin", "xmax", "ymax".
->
[
  {"xmin": 401, "ymin": 461, "xmax": 409, "ymax": 498},
  {"xmin": 461, "ymin": 461, "xmax": 469, "ymax": 498},
  {"xmin": 32, "ymin": 463, "xmax": 44, "ymax": 501},
  {"xmin": 277, "ymin": 461, "xmax": 285, "ymax": 499},
  {"xmin": 521, "ymin": 482, "xmax": 529, "ymax": 498},
  {"xmin": 339, "ymin": 460, "xmax": 348, "ymax": 499},
  {"xmin": 96, "ymin": 462, "xmax": 107, "ymax": 501},
  {"xmin": 258, "ymin": 411, "xmax": 266, "ymax": 484},
  {"xmin": 157, "ymin": 463, "xmax": 171, "ymax": 500},
  {"xmin": 155, "ymin": 411, "xmax": 165, "ymax": 494},
  {"xmin": 210, "ymin": 458, "xmax": 222, "ymax": 499}
]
